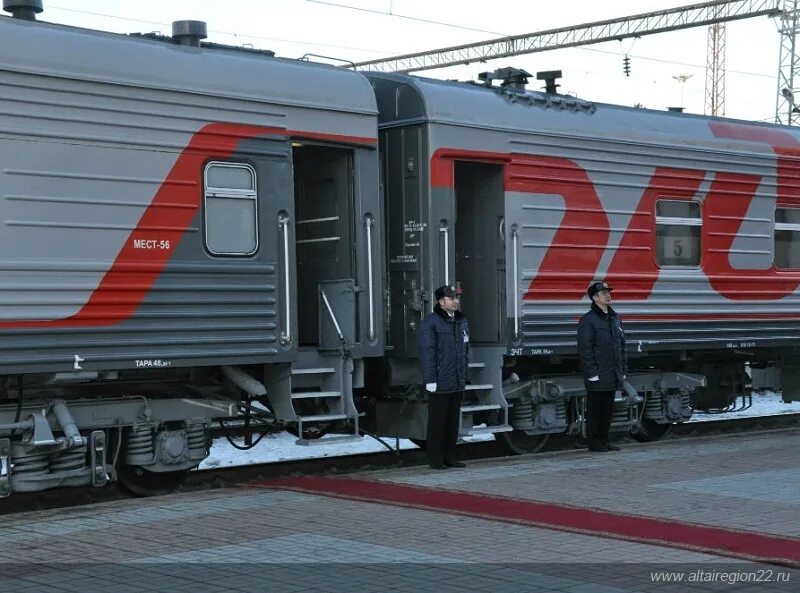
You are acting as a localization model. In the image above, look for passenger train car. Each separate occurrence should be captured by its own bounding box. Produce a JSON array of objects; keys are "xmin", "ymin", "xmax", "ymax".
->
[{"xmin": 0, "ymin": 2, "xmax": 797, "ymax": 496}]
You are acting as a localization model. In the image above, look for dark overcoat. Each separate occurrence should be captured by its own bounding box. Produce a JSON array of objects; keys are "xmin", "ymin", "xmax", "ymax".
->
[
  {"xmin": 577, "ymin": 303, "xmax": 627, "ymax": 392},
  {"xmin": 419, "ymin": 305, "xmax": 470, "ymax": 393}
]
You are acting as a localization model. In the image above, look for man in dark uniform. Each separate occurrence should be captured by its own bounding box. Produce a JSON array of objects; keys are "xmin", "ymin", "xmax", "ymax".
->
[
  {"xmin": 418, "ymin": 285, "xmax": 469, "ymax": 469},
  {"xmin": 577, "ymin": 281, "xmax": 627, "ymax": 452}
]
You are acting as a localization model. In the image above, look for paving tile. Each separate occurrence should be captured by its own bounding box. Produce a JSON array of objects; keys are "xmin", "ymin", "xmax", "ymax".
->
[{"xmin": 2, "ymin": 429, "xmax": 799, "ymax": 592}]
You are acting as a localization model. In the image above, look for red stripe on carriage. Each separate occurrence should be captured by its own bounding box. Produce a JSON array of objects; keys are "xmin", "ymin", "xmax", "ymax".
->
[
  {"xmin": 431, "ymin": 149, "xmax": 609, "ymax": 301},
  {"xmin": 605, "ymin": 168, "xmax": 705, "ymax": 301},
  {"xmin": 0, "ymin": 124, "xmax": 375, "ymax": 328},
  {"xmin": 706, "ymin": 121, "xmax": 800, "ymax": 300},
  {"xmin": 263, "ymin": 476, "xmax": 800, "ymax": 568}
]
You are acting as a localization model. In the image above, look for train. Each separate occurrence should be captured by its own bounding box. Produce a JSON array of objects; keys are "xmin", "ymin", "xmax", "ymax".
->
[{"xmin": 1, "ymin": 1, "xmax": 798, "ymax": 497}]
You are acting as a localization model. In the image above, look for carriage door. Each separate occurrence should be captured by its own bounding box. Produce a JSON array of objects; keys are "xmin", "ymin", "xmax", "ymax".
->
[
  {"xmin": 292, "ymin": 144, "xmax": 356, "ymax": 347},
  {"xmin": 454, "ymin": 161, "xmax": 506, "ymax": 344}
]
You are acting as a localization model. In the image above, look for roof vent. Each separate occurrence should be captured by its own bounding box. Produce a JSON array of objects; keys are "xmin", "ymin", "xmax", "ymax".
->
[
  {"xmin": 536, "ymin": 70, "xmax": 562, "ymax": 94},
  {"xmin": 3, "ymin": 0, "xmax": 43, "ymax": 20},
  {"xmin": 171, "ymin": 20, "xmax": 207, "ymax": 47},
  {"xmin": 478, "ymin": 67, "xmax": 532, "ymax": 90}
]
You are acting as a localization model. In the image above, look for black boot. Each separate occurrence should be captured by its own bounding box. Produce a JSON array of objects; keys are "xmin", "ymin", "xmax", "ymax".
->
[
  {"xmin": 444, "ymin": 459, "xmax": 466, "ymax": 468},
  {"xmin": 588, "ymin": 439, "xmax": 607, "ymax": 452}
]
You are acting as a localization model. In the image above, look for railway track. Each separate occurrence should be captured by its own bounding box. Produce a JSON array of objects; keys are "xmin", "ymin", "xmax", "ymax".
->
[{"xmin": 2, "ymin": 412, "xmax": 798, "ymax": 516}]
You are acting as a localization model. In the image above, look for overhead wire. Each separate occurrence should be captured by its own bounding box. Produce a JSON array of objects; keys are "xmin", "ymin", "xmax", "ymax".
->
[
  {"xmin": 45, "ymin": 3, "xmax": 389, "ymax": 55},
  {"xmin": 304, "ymin": 0, "xmax": 508, "ymax": 36},
  {"xmin": 302, "ymin": 0, "xmax": 774, "ymax": 80},
  {"xmin": 45, "ymin": 2, "xmax": 774, "ymax": 80}
]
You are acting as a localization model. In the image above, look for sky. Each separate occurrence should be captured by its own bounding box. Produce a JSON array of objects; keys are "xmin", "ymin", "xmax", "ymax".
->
[{"xmin": 19, "ymin": 0, "xmax": 787, "ymax": 123}]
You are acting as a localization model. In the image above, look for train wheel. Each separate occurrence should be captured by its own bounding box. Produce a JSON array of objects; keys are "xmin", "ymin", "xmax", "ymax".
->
[
  {"xmin": 631, "ymin": 420, "xmax": 672, "ymax": 443},
  {"xmin": 497, "ymin": 430, "xmax": 550, "ymax": 455},
  {"xmin": 117, "ymin": 464, "xmax": 189, "ymax": 497}
]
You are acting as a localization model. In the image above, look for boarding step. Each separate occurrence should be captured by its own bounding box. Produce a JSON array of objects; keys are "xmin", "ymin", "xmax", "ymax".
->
[
  {"xmin": 296, "ymin": 412, "xmax": 361, "ymax": 446},
  {"xmin": 296, "ymin": 434, "xmax": 363, "ymax": 446},
  {"xmin": 291, "ymin": 390, "xmax": 342, "ymax": 400},
  {"xmin": 297, "ymin": 413, "xmax": 349, "ymax": 423},
  {"xmin": 0, "ymin": 438, "xmax": 9, "ymax": 498},
  {"xmin": 291, "ymin": 367, "xmax": 336, "ymax": 375},
  {"xmin": 464, "ymin": 384, "xmax": 494, "ymax": 391},
  {"xmin": 465, "ymin": 424, "xmax": 513, "ymax": 435},
  {"xmin": 461, "ymin": 404, "xmax": 502, "ymax": 414}
]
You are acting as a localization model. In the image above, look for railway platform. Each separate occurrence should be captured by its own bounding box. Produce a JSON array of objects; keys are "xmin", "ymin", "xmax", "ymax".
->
[{"xmin": 1, "ymin": 428, "xmax": 799, "ymax": 592}]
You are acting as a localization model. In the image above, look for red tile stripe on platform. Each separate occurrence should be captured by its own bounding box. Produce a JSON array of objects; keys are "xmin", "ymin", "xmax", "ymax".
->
[{"xmin": 262, "ymin": 476, "xmax": 800, "ymax": 567}]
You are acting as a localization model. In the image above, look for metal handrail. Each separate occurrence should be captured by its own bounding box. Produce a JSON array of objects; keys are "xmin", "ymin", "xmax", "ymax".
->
[
  {"xmin": 512, "ymin": 225, "xmax": 520, "ymax": 338},
  {"xmin": 439, "ymin": 221, "xmax": 449, "ymax": 285},
  {"xmin": 365, "ymin": 215, "xmax": 376, "ymax": 341},
  {"xmin": 320, "ymin": 288, "xmax": 345, "ymax": 342},
  {"xmin": 278, "ymin": 214, "xmax": 292, "ymax": 344}
]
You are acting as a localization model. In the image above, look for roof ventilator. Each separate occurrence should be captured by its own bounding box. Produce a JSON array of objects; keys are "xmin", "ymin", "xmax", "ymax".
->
[
  {"xmin": 536, "ymin": 70, "xmax": 562, "ymax": 94},
  {"xmin": 478, "ymin": 67, "xmax": 594, "ymax": 114},
  {"xmin": 479, "ymin": 67, "xmax": 531, "ymax": 90},
  {"xmin": 3, "ymin": 0, "xmax": 43, "ymax": 20},
  {"xmin": 172, "ymin": 20, "xmax": 208, "ymax": 47}
]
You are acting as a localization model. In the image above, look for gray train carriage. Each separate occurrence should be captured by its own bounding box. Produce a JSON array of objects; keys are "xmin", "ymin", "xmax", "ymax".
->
[
  {"xmin": 0, "ymin": 10, "xmax": 381, "ymax": 495},
  {"xmin": 366, "ymin": 68, "xmax": 800, "ymax": 453}
]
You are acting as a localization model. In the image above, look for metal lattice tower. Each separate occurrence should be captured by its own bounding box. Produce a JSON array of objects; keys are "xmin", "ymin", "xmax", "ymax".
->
[
  {"xmin": 776, "ymin": 0, "xmax": 800, "ymax": 124},
  {"xmin": 705, "ymin": 20, "xmax": 727, "ymax": 116},
  {"xmin": 352, "ymin": 1, "xmax": 780, "ymax": 73}
]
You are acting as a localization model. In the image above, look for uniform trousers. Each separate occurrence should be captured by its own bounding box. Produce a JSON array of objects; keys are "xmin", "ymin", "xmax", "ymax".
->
[
  {"xmin": 586, "ymin": 389, "xmax": 615, "ymax": 447},
  {"xmin": 426, "ymin": 390, "xmax": 463, "ymax": 464}
]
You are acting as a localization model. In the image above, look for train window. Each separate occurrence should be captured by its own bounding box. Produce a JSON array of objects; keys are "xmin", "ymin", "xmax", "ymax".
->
[
  {"xmin": 655, "ymin": 200, "xmax": 701, "ymax": 266},
  {"xmin": 204, "ymin": 162, "xmax": 258, "ymax": 256},
  {"xmin": 775, "ymin": 207, "xmax": 800, "ymax": 268}
]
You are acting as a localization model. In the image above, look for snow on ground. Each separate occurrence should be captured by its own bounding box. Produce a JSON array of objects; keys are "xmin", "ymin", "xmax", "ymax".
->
[
  {"xmin": 688, "ymin": 390, "xmax": 800, "ymax": 423},
  {"xmin": 199, "ymin": 431, "xmax": 419, "ymax": 470},
  {"xmin": 199, "ymin": 391, "xmax": 800, "ymax": 471},
  {"xmin": 200, "ymin": 426, "xmax": 494, "ymax": 471}
]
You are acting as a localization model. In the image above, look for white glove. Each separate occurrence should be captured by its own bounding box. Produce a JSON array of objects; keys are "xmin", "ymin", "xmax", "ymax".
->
[
  {"xmin": 426, "ymin": 383, "xmax": 437, "ymax": 392},
  {"xmin": 588, "ymin": 376, "xmax": 599, "ymax": 382}
]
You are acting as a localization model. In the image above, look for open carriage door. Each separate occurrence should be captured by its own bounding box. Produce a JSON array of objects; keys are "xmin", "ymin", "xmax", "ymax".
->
[
  {"xmin": 453, "ymin": 160, "xmax": 511, "ymax": 437},
  {"xmin": 292, "ymin": 145, "xmax": 356, "ymax": 347},
  {"xmin": 454, "ymin": 161, "xmax": 506, "ymax": 344},
  {"xmin": 287, "ymin": 143, "xmax": 362, "ymax": 445}
]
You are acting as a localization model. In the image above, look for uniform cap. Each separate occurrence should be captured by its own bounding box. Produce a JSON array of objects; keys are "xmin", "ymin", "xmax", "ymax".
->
[
  {"xmin": 587, "ymin": 281, "xmax": 613, "ymax": 298},
  {"xmin": 435, "ymin": 285, "xmax": 462, "ymax": 300}
]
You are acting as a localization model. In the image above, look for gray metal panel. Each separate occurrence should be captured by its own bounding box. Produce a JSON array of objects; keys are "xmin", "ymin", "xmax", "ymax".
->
[
  {"xmin": 371, "ymin": 72, "xmax": 800, "ymax": 361},
  {"xmin": 0, "ymin": 18, "xmax": 380, "ymax": 374},
  {"xmin": 519, "ymin": 317, "xmax": 800, "ymax": 354},
  {"xmin": 352, "ymin": 149, "xmax": 384, "ymax": 355},
  {"xmin": 369, "ymin": 76, "xmax": 426, "ymax": 124},
  {"xmin": 0, "ymin": 136, "xmax": 292, "ymax": 374},
  {"xmin": 368, "ymin": 71, "xmax": 800, "ymax": 147},
  {"xmin": 0, "ymin": 17, "xmax": 377, "ymax": 130},
  {"xmin": 381, "ymin": 124, "xmax": 435, "ymax": 357}
]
